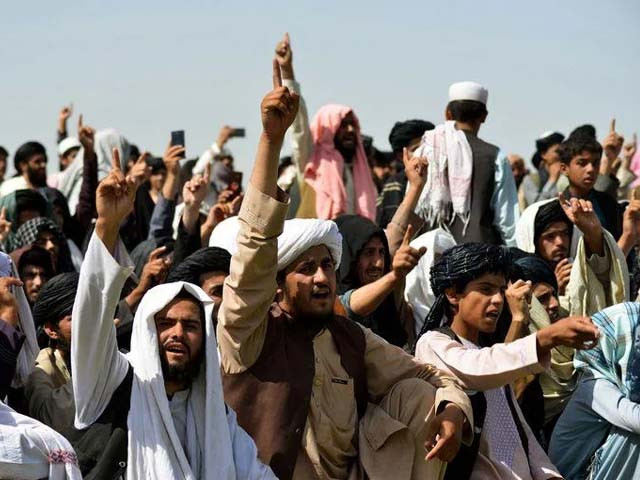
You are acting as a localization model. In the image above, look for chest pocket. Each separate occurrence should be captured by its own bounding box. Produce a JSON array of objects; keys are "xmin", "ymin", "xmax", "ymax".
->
[{"xmin": 315, "ymin": 374, "xmax": 357, "ymax": 446}]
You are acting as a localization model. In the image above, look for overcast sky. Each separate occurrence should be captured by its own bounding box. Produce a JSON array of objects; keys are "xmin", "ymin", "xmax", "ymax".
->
[{"xmin": 2, "ymin": 0, "xmax": 639, "ymax": 178}]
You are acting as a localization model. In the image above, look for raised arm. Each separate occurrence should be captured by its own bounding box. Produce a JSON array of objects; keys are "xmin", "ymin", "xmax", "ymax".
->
[
  {"xmin": 217, "ymin": 59, "xmax": 299, "ymax": 373},
  {"xmin": 75, "ymin": 114, "xmax": 99, "ymax": 230},
  {"xmin": 71, "ymin": 148, "xmax": 142, "ymax": 428},
  {"xmin": 276, "ymin": 33, "xmax": 312, "ymax": 180}
]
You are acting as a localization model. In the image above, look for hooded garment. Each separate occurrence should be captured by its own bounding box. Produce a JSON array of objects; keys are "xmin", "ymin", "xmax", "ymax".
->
[
  {"xmin": 303, "ymin": 104, "xmax": 377, "ymax": 221},
  {"xmin": 0, "ymin": 252, "xmax": 38, "ymax": 388},
  {"xmin": 0, "ymin": 401, "xmax": 81, "ymax": 479},
  {"xmin": 413, "ymin": 121, "xmax": 474, "ymax": 234},
  {"xmin": 403, "ymin": 228, "xmax": 457, "ymax": 338},
  {"xmin": 211, "ymin": 216, "xmax": 342, "ymax": 273},
  {"xmin": 58, "ymin": 129, "xmax": 130, "ymax": 215},
  {"xmin": 334, "ymin": 215, "xmax": 407, "ymax": 345}
]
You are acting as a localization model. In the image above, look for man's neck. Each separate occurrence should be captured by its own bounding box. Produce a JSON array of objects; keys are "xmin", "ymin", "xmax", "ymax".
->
[
  {"xmin": 568, "ymin": 184, "xmax": 591, "ymax": 199},
  {"xmin": 165, "ymin": 381, "xmax": 189, "ymax": 398},
  {"xmin": 450, "ymin": 316, "xmax": 479, "ymax": 344},
  {"xmin": 454, "ymin": 121, "xmax": 480, "ymax": 136}
]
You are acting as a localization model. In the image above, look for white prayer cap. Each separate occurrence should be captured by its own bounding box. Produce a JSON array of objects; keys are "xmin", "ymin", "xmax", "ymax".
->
[
  {"xmin": 209, "ymin": 216, "xmax": 240, "ymax": 254},
  {"xmin": 57, "ymin": 137, "xmax": 82, "ymax": 156},
  {"xmin": 448, "ymin": 81, "xmax": 489, "ymax": 105}
]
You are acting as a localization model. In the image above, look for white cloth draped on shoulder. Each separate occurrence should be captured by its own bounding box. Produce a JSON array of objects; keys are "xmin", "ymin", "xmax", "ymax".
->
[
  {"xmin": 413, "ymin": 121, "xmax": 474, "ymax": 233},
  {"xmin": 0, "ymin": 401, "xmax": 81, "ymax": 480},
  {"xmin": 0, "ymin": 252, "xmax": 39, "ymax": 388}
]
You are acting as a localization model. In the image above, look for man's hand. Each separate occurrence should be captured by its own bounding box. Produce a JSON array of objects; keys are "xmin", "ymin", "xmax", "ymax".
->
[
  {"xmin": 274, "ymin": 32, "xmax": 294, "ymax": 80},
  {"xmin": 537, "ymin": 315, "xmax": 600, "ymax": 352},
  {"xmin": 554, "ymin": 258, "xmax": 572, "ymax": 296},
  {"xmin": 217, "ymin": 126, "xmax": 234, "ymax": 150},
  {"xmin": 619, "ymin": 198, "xmax": 640, "ymax": 256},
  {"xmin": 0, "ymin": 207, "xmax": 12, "ymax": 245},
  {"xmin": 404, "ymin": 147, "xmax": 428, "ymax": 192},
  {"xmin": 424, "ymin": 403, "xmax": 464, "ymax": 463},
  {"xmin": 163, "ymin": 143, "xmax": 184, "ymax": 176},
  {"xmin": 0, "ymin": 277, "xmax": 22, "ymax": 328},
  {"xmin": 391, "ymin": 225, "xmax": 426, "ymax": 281},
  {"xmin": 58, "ymin": 104, "xmax": 73, "ymax": 134},
  {"xmin": 128, "ymin": 151, "xmax": 152, "ymax": 186},
  {"xmin": 261, "ymin": 60, "xmax": 299, "ymax": 143},
  {"xmin": 559, "ymin": 193, "xmax": 604, "ymax": 256},
  {"xmin": 138, "ymin": 246, "xmax": 171, "ymax": 292},
  {"xmin": 77, "ymin": 114, "xmax": 95, "ymax": 153},
  {"xmin": 96, "ymin": 148, "xmax": 147, "ymax": 251},
  {"xmin": 506, "ymin": 280, "xmax": 532, "ymax": 323},
  {"xmin": 183, "ymin": 164, "xmax": 210, "ymax": 209},
  {"xmin": 603, "ymin": 118, "xmax": 624, "ymax": 164}
]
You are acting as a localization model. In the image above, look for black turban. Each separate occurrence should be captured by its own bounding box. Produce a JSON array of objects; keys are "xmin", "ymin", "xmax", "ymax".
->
[
  {"xmin": 512, "ymin": 255, "xmax": 558, "ymax": 293},
  {"xmin": 568, "ymin": 124, "xmax": 597, "ymax": 141},
  {"xmin": 388, "ymin": 120, "xmax": 435, "ymax": 154},
  {"xmin": 32, "ymin": 272, "xmax": 79, "ymax": 328},
  {"xmin": 533, "ymin": 201, "xmax": 572, "ymax": 246},
  {"xmin": 167, "ymin": 247, "xmax": 231, "ymax": 285},
  {"xmin": 413, "ymin": 243, "xmax": 511, "ymax": 351},
  {"xmin": 15, "ymin": 189, "xmax": 49, "ymax": 218}
]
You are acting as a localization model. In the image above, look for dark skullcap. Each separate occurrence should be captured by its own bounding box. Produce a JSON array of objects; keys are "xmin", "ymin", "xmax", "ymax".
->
[
  {"xmin": 412, "ymin": 243, "xmax": 511, "ymax": 352},
  {"xmin": 388, "ymin": 120, "xmax": 435, "ymax": 153},
  {"xmin": 32, "ymin": 272, "xmax": 79, "ymax": 328},
  {"xmin": 533, "ymin": 200, "xmax": 572, "ymax": 245},
  {"xmin": 166, "ymin": 247, "xmax": 231, "ymax": 285},
  {"xmin": 512, "ymin": 254, "xmax": 558, "ymax": 293},
  {"xmin": 15, "ymin": 189, "xmax": 49, "ymax": 217}
]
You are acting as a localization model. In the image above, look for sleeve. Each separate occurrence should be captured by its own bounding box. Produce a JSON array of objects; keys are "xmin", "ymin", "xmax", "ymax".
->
[
  {"xmin": 362, "ymin": 327, "xmax": 473, "ymax": 441},
  {"xmin": 589, "ymin": 378, "xmax": 640, "ymax": 434},
  {"xmin": 147, "ymin": 193, "xmax": 176, "ymax": 240},
  {"xmin": 227, "ymin": 407, "xmax": 278, "ymax": 479},
  {"xmin": 491, "ymin": 150, "xmax": 520, "ymax": 246},
  {"xmin": 594, "ymin": 174, "xmax": 620, "ymax": 198},
  {"xmin": 192, "ymin": 142, "xmax": 222, "ymax": 178},
  {"xmin": 24, "ymin": 371, "xmax": 75, "ymax": 432},
  {"xmin": 283, "ymin": 79, "xmax": 312, "ymax": 182},
  {"xmin": 0, "ymin": 321, "xmax": 25, "ymax": 397},
  {"xmin": 216, "ymin": 184, "xmax": 289, "ymax": 374},
  {"xmin": 172, "ymin": 218, "xmax": 202, "ymax": 266},
  {"xmin": 71, "ymin": 233, "xmax": 133, "ymax": 429},
  {"xmin": 586, "ymin": 246, "xmax": 611, "ymax": 287},
  {"xmin": 414, "ymin": 331, "xmax": 548, "ymax": 391},
  {"xmin": 75, "ymin": 150, "xmax": 98, "ymax": 231}
]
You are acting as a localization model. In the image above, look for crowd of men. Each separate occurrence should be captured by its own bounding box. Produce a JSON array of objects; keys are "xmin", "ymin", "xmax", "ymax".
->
[{"xmin": 1, "ymin": 33, "xmax": 639, "ymax": 479}]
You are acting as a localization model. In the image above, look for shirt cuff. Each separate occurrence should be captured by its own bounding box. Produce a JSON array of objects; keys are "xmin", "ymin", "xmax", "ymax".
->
[
  {"xmin": 522, "ymin": 332, "xmax": 550, "ymax": 371},
  {"xmin": 239, "ymin": 183, "xmax": 290, "ymax": 237},
  {"xmin": 587, "ymin": 245, "xmax": 611, "ymax": 276},
  {"xmin": 283, "ymin": 78, "xmax": 300, "ymax": 95}
]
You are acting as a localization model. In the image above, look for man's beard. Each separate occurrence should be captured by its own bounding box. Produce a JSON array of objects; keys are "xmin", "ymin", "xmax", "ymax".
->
[
  {"xmin": 27, "ymin": 168, "xmax": 47, "ymax": 187},
  {"xmin": 159, "ymin": 346, "xmax": 203, "ymax": 385}
]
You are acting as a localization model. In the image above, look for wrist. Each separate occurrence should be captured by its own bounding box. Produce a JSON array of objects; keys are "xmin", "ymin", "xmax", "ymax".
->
[
  {"xmin": 536, "ymin": 326, "xmax": 555, "ymax": 351},
  {"xmin": 260, "ymin": 131, "xmax": 285, "ymax": 148}
]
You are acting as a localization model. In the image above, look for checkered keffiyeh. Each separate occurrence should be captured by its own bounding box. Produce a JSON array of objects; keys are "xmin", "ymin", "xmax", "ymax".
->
[{"xmin": 8, "ymin": 217, "xmax": 64, "ymax": 253}]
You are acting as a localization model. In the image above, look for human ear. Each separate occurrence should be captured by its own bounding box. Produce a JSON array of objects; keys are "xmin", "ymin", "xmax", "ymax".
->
[{"xmin": 444, "ymin": 287, "xmax": 459, "ymax": 306}]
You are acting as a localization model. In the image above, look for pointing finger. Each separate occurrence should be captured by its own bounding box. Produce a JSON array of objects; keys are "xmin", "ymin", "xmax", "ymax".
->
[
  {"xmin": 272, "ymin": 58, "xmax": 282, "ymax": 89},
  {"xmin": 610, "ymin": 118, "xmax": 616, "ymax": 133},
  {"xmin": 402, "ymin": 224, "xmax": 414, "ymax": 247},
  {"xmin": 78, "ymin": 113, "xmax": 83, "ymax": 131},
  {"xmin": 148, "ymin": 246, "xmax": 167, "ymax": 262},
  {"xmin": 284, "ymin": 32, "xmax": 290, "ymax": 46},
  {"xmin": 0, "ymin": 207, "xmax": 5, "ymax": 221},
  {"xmin": 111, "ymin": 147, "xmax": 121, "ymax": 172},
  {"xmin": 204, "ymin": 162, "xmax": 212, "ymax": 182}
]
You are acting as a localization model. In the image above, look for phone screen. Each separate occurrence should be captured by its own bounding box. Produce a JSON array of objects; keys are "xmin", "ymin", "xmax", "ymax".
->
[
  {"xmin": 170, "ymin": 130, "xmax": 185, "ymax": 158},
  {"xmin": 230, "ymin": 128, "xmax": 245, "ymax": 138}
]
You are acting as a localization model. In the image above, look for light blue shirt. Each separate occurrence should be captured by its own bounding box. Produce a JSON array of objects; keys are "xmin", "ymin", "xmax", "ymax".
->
[{"xmin": 491, "ymin": 150, "xmax": 519, "ymax": 246}]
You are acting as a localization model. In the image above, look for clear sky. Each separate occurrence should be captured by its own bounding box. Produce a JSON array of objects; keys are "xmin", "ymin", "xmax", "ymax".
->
[{"xmin": 2, "ymin": 0, "xmax": 639, "ymax": 178}]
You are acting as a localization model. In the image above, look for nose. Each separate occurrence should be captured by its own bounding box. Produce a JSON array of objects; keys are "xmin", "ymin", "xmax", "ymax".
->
[
  {"xmin": 584, "ymin": 162, "xmax": 595, "ymax": 173},
  {"xmin": 313, "ymin": 265, "xmax": 330, "ymax": 286},
  {"xmin": 346, "ymin": 124, "xmax": 355, "ymax": 133},
  {"xmin": 373, "ymin": 252, "xmax": 385, "ymax": 270},
  {"xmin": 549, "ymin": 296, "xmax": 560, "ymax": 312},
  {"xmin": 169, "ymin": 322, "xmax": 185, "ymax": 340},
  {"xmin": 32, "ymin": 275, "xmax": 42, "ymax": 288},
  {"xmin": 44, "ymin": 239, "xmax": 55, "ymax": 252},
  {"xmin": 491, "ymin": 291, "xmax": 504, "ymax": 307}
]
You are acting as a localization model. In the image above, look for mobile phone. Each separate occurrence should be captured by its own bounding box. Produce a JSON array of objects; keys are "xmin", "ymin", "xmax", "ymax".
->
[
  {"xmin": 230, "ymin": 128, "xmax": 245, "ymax": 138},
  {"xmin": 170, "ymin": 130, "xmax": 185, "ymax": 158}
]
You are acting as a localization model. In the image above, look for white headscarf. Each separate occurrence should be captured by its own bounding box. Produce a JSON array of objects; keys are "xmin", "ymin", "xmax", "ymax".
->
[
  {"xmin": 125, "ymin": 281, "xmax": 235, "ymax": 480},
  {"xmin": 58, "ymin": 129, "xmax": 130, "ymax": 215},
  {"xmin": 403, "ymin": 229, "xmax": 456, "ymax": 337},
  {"xmin": 211, "ymin": 217, "xmax": 342, "ymax": 272},
  {"xmin": 413, "ymin": 121, "xmax": 474, "ymax": 233},
  {"xmin": 0, "ymin": 401, "xmax": 81, "ymax": 479},
  {"xmin": 515, "ymin": 198, "xmax": 581, "ymax": 258},
  {"xmin": 0, "ymin": 252, "xmax": 38, "ymax": 388}
]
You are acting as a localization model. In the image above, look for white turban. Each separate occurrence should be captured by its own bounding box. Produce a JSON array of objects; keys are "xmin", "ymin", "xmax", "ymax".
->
[
  {"xmin": 404, "ymin": 229, "xmax": 456, "ymax": 337},
  {"xmin": 276, "ymin": 218, "xmax": 342, "ymax": 272},
  {"xmin": 211, "ymin": 217, "xmax": 342, "ymax": 273}
]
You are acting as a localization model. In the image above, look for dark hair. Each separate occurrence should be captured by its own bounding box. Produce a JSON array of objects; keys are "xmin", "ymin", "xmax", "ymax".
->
[
  {"xmin": 173, "ymin": 288, "xmax": 206, "ymax": 328},
  {"xmin": 145, "ymin": 156, "xmax": 166, "ymax": 175},
  {"xmin": 0, "ymin": 146, "xmax": 8, "ymax": 157},
  {"xmin": 558, "ymin": 136, "xmax": 603, "ymax": 165},
  {"xmin": 568, "ymin": 124, "xmax": 596, "ymax": 140},
  {"xmin": 388, "ymin": 120, "xmax": 435, "ymax": 153},
  {"xmin": 14, "ymin": 141, "xmax": 46, "ymax": 171},
  {"xmin": 372, "ymin": 149, "xmax": 393, "ymax": 167},
  {"xmin": 446, "ymin": 100, "xmax": 487, "ymax": 123}
]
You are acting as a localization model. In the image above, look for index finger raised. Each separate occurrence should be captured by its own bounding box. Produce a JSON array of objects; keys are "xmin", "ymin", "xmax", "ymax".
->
[
  {"xmin": 272, "ymin": 58, "xmax": 282, "ymax": 89},
  {"xmin": 111, "ymin": 147, "xmax": 121, "ymax": 171},
  {"xmin": 402, "ymin": 224, "xmax": 414, "ymax": 247},
  {"xmin": 148, "ymin": 245, "xmax": 167, "ymax": 262},
  {"xmin": 610, "ymin": 118, "xmax": 616, "ymax": 133}
]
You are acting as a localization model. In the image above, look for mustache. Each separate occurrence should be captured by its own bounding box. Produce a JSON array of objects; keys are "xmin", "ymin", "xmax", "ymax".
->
[{"xmin": 162, "ymin": 340, "xmax": 191, "ymax": 356}]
